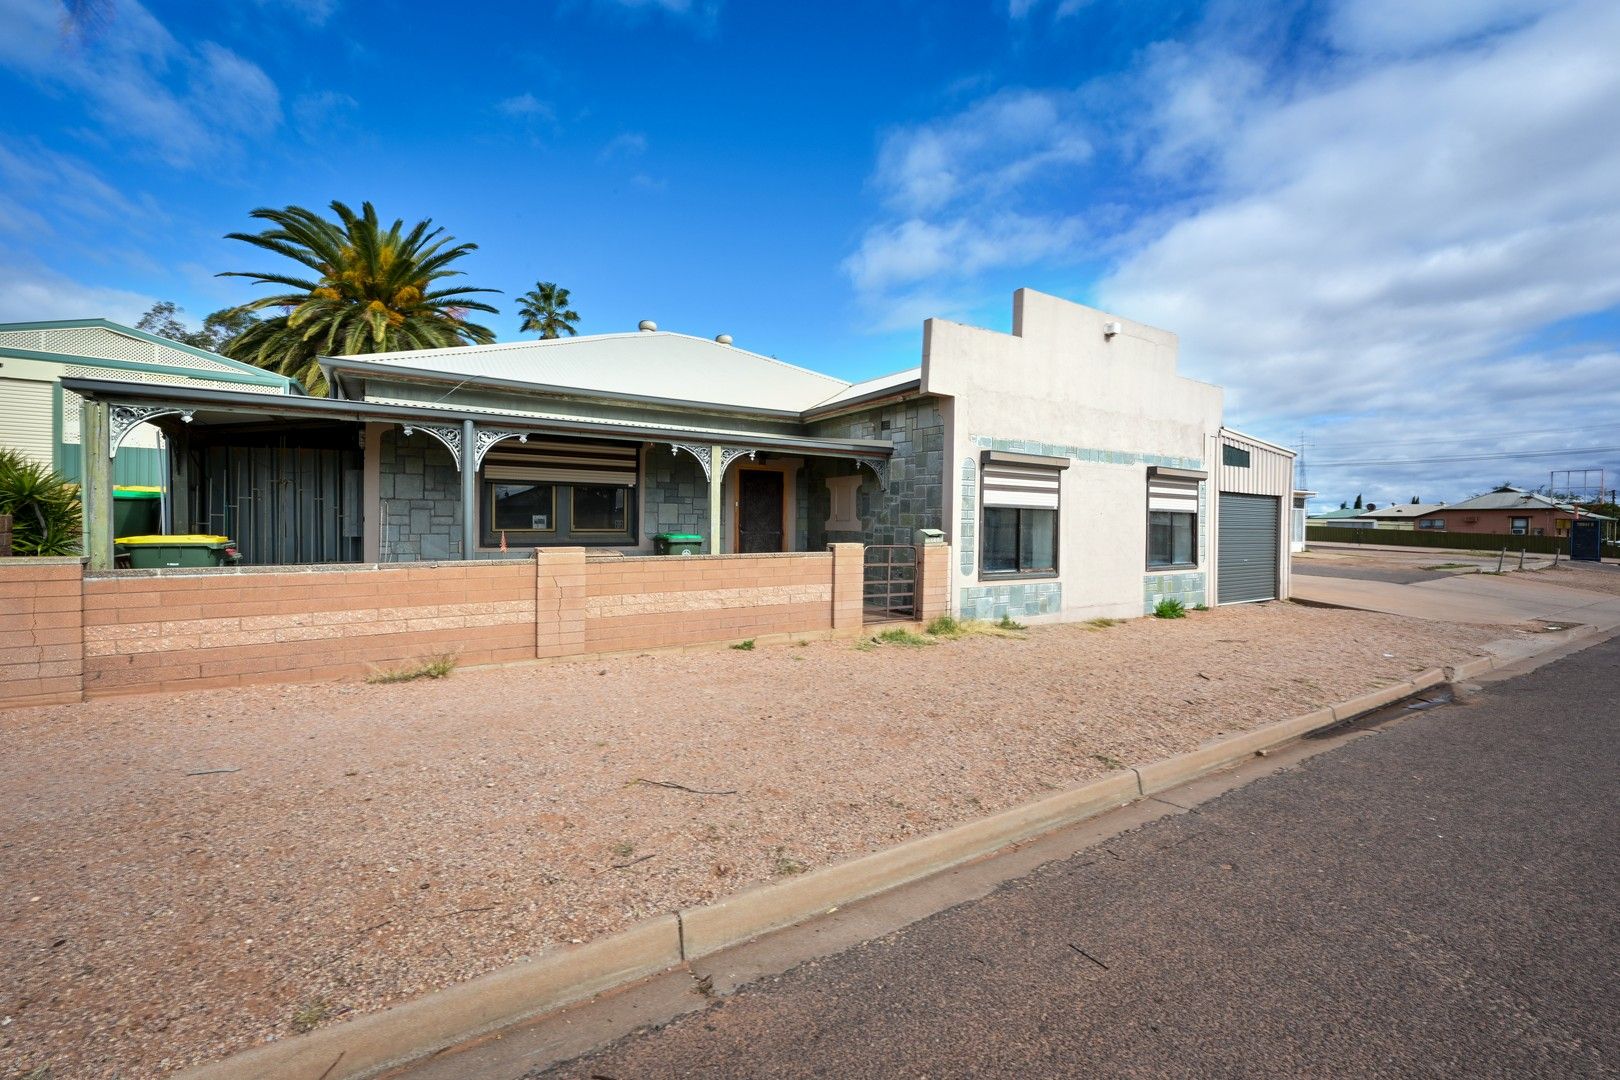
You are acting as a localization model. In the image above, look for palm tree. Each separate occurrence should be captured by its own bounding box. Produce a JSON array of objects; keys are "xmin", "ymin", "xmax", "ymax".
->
[
  {"xmin": 516, "ymin": 282, "xmax": 580, "ymax": 339},
  {"xmin": 218, "ymin": 201, "xmax": 500, "ymax": 393}
]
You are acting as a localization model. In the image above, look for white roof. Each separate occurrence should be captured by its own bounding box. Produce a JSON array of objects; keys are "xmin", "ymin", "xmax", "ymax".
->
[
  {"xmin": 339, "ymin": 331, "xmax": 910, "ymax": 414},
  {"xmin": 809, "ymin": 367, "xmax": 922, "ymax": 410}
]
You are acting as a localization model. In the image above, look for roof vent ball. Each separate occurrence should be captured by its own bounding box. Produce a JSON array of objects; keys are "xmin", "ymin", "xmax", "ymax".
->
[
  {"xmin": 715, "ymin": 333, "xmax": 733, "ymax": 345},
  {"xmin": 638, "ymin": 320, "xmax": 658, "ymax": 332}
]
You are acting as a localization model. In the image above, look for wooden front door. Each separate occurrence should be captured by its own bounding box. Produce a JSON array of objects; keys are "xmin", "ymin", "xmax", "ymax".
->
[{"xmin": 738, "ymin": 470, "xmax": 785, "ymax": 552}]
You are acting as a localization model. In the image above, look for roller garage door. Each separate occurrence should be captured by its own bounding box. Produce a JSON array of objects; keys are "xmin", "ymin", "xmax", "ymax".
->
[{"xmin": 1218, "ymin": 493, "xmax": 1280, "ymax": 604}]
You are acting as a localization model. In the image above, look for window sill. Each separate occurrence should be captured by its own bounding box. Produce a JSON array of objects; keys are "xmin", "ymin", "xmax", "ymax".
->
[
  {"xmin": 1146, "ymin": 563, "xmax": 1199, "ymax": 572},
  {"xmin": 978, "ymin": 570, "xmax": 1058, "ymax": 583}
]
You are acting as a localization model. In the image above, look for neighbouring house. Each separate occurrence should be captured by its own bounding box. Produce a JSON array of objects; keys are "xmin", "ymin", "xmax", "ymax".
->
[
  {"xmin": 0, "ymin": 319, "xmax": 297, "ymax": 492},
  {"xmin": 52, "ymin": 289, "xmax": 1295, "ymax": 621},
  {"xmin": 1363, "ymin": 502, "xmax": 1447, "ymax": 530},
  {"xmin": 1410, "ymin": 488, "xmax": 1611, "ymax": 538},
  {"xmin": 1306, "ymin": 507, "xmax": 1379, "ymax": 529}
]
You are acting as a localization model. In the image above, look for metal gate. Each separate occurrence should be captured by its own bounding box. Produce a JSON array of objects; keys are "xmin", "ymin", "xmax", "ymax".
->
[
  {"xmin": 1217, "ymin": 493, "xmax": 1280, "ymax": 604},
  {"xmin": 197, "ymin": 444, "xmax": 364, "ymax": 565},
  {"xmin": 863, "ymin": 545, "xmax": 916, "ymax": 622}
]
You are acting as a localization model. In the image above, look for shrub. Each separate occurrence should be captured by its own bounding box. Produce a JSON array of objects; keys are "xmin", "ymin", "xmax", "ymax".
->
[
  {"xmin": 1153, "ymin": 598, "xmax": 1187, "ymax": 619},
  {"xmin": 0, "ymin": 448, "xmax": 82, "ymax": 556},
  {"xmin": 730, "ymin": 638, "xmax": 756, "ymax": 651},
  {"xmin": 925, "ymin": 615, "xmax": 962, "ymax": 636}
]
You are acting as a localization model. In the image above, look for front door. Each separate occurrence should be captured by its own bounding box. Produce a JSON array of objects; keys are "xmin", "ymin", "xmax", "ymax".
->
[{"xmin": 738, "ymin": 470, "xmax": 784, "ymax": 552}]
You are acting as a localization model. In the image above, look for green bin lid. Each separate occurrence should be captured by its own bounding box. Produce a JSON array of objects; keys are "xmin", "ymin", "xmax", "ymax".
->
[
  {"xmin": 113, "ymin": 486, "xmax": 164, "ymax": 499},
  {"xmin": 657, "ymin": 533, "xmax": 704, "ymax": 542},
  {"xmin": 115, "ymin": 534, "xmax": 233, "ymax": 546}
]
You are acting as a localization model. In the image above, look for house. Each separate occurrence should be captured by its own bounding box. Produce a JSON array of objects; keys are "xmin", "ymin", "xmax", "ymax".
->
[
  {"xmin": 56, "ymin": 289, "xmax": 1295, "ymax": 621},
  {"xmin": 1363, "ymin": 502, "xmax": 1447, "ymax": 530},
  {"xmin": 0, "ymin": 318, "xmax": 297, "ymax": 493},
  {"xmin": 1307, "ymin": 507, "xmax": 1379, "ymax": 529},
  {"xmin": 1410, "ymin": 488, "xmax": 1608, "ymax": 538}
]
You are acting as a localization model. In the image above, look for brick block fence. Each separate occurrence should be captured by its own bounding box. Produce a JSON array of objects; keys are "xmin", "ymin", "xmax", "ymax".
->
[{"xmin": 0, "ymin": 544, "xmax": 951, "ymax": 709}]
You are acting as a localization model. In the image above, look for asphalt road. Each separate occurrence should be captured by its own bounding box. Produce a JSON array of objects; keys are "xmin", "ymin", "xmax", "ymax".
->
[{"xmin": 538, "ymin": 637, "xmax": 1620, "ymax": 1079}]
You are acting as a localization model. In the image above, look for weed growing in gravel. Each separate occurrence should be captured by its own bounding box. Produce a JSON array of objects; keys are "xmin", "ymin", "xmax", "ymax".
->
[
  {"xmin": 1091, "ymin": 753, "xmax": 1126, "ymax": 770},
  {"xmin": 611, "ymin": 841, "xmax": 635, "ymax": 859},
  {"xmin": 290, "ymin": 999, "xmax": 331, "ymax": 1033},
  {"xmin": 730, "ymin": 638, "xmax": 756, "ymax": 651},
  {"xmin": 771, "ymin": 849, "xmax": 807, "ymax": 876},
  {"xmin": 1192, "ymin": 604, "xmax": 1210, "ymax": 612},
  {"xmin": 925, "ymin": 616, "xmax": 1027, "ymax": 641},
  {"xmin": 997, "ymin": 614, "xmax": 1028, "ymax": 631},
  {"xmin": 1153, "ymin": 599, "xmax": 1188, "ymax": 619},
  {"xmin": 366, "ymin": 654, "xmax": 457, "ymax": 684},
  {"xmin": 1085, "ymin": 617, "xmax": 1121, "ymax": 630},
  {"xmin": 874, "ymin": 627, "xmax": 934, "ymax": 647}
]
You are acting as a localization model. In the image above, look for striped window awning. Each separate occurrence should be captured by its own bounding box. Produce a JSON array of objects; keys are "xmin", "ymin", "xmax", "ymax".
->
[
  {"xmin": 482, "ymin": 439, "xmax": 639, "ymax": 486},
  {"xmin": 982, "ymin": 455, "xmax": 1065, "ymax": 510},
  {"xmin": 1148, "ymin": 476, "xmax": 1199, "ymax": 513}
]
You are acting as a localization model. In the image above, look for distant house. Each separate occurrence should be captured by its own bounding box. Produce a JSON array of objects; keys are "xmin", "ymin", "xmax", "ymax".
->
[
  {"xmin": 1306, "ymin": 507, "xmax": 1379, "ymax": 529},
  {"xmin": 1363, "ymin": 502, "xmax": 1447, "ymax": 530},
  {"xmin": 1411, "ymin": 488, "xmax": 1609, "ymax": 538}
]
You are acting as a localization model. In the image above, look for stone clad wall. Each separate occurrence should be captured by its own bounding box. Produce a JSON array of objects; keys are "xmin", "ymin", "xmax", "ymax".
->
[
  {"xmin": 640, "ymin": 449, "xmax": 709, "ymax": 547},
  {"xmin": 378, "ymin": 429, "xmax": 463, "ymax": 561},
  {"xmin": 806, "ymin": 399, "xmax": 945, "ymax": 548}
]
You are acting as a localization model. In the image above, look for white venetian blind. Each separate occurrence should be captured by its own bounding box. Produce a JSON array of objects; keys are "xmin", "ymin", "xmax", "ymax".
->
[
  {"xmin": 1148, "ymin": 476, "xmax": 1199, "ymax": 513},
  {"xmin": 983, "ymin": 461, "xmax": 1061, "ymax": 509}
]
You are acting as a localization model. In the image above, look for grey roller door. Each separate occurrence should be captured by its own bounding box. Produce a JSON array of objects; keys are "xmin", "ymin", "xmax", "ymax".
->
[{"xmin": 1218, "ymin": 493, "xmax": 1279, "ymax": 604}]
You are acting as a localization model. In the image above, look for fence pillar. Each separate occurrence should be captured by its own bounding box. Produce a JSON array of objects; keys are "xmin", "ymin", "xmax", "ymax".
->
[
  {"xmin": 535, "ymin": 547, "xmax": 588, "ymax": 658},
  {"xmin": 915, "ymin": 542, "xmax": 950, "ymax": 623},
  {"xmin": 830, "ymin": 543, "xmax": 864, "ymax": 631}
]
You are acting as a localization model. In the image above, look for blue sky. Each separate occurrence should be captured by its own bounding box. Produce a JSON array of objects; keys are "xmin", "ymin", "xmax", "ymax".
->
[{"xmin": 2, "ymin": 0, "xmax": 1618, "ymax": 507}]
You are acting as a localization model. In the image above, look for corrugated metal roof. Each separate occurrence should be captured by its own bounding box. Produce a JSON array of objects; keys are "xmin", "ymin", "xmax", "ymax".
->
[
  {"xmin": 1366, "ymin": 503, "xmax": 1447, "ymax": 517},
  {"xmin": 809, "ymin": 367, "xmax": 922, "ymax": 410},
  {"xmin": 338, "ymin": 331, "xmax": 864, "ymax": 413},
  {"xmin": 1441, "ymin": 488, "xmax": 1577, "ymax": 512}
]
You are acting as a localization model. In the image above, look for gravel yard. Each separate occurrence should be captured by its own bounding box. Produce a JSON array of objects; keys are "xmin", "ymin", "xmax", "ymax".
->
[{"xmin": 1, "ymin": 602, "xmax": 1503, "ymax": 1079}]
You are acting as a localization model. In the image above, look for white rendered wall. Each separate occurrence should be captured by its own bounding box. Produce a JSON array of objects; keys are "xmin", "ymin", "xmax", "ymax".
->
[{"xmin": 926, "ymin": 289, "xmax": 1223, "ymax": 623}]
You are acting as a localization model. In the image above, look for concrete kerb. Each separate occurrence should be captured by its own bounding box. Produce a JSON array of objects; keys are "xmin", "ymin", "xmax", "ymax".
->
[
  {"xmin": 173, "ymin": 645, "xmax": 1557, "ymax": 1080},
  {"xmin": 173, "ymin": 917, "xmax": 682, "ymax": 1080}
]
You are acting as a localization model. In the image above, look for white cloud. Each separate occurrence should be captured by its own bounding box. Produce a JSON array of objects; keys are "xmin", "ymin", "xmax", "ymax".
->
[
  {"xmin": 0, "ymin": 0, "xmax": 282, "ymax": 168},
  {"xmin": 844, "ymin": 0, "xmax": 1620, "ymax": 501},
  {"xmin": 0, "ymin": 264, "xmax": 154, "ymax": 323},
  {"xmin": 600, "ymin": 131, "xmax": 648, "ymax": 160}
]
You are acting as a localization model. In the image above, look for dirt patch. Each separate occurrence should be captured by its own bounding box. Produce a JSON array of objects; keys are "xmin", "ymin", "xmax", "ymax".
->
[
  {"xmin": 0, "ymin": 603, "xmax": 1501, "ymax": 1078},
  {"xmin": 1531, "ymin": 561, "xmax": 1620, "ymax": 596}
]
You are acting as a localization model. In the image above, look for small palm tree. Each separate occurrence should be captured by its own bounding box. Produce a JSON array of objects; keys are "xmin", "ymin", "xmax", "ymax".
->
[
  {"xmin": 516, "ymin": 282, "xmax": 580, "ymax": 339},
  {"xmin": 0, "ymin": 449, "xmax": 82, "ymax": 556},
  {"xmin": 218, "ymin": 201, "xmax": 500, "ymax": 393}
]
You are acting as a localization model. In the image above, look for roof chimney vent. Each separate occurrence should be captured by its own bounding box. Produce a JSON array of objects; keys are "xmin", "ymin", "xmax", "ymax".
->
[
  {"xmin": 638, "ymin": 320, "xmax": 658, "ymax": 332},
  {"xmin": 715, "ymin": 333, "xmax": 733, "ymax": 345},
  {"xmin": 1102, "ymin": 320, "xmax": 1122, "ymax": 338}
]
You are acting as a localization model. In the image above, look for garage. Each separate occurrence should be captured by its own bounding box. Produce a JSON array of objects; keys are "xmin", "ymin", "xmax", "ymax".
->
[
  {"xmin": 1209, "ymin": 429, "xmax": 1295, "ymax": 606},
  {"xmin": 1217, "ymin": 492, "xmax": 1280, "ymax": 603}
]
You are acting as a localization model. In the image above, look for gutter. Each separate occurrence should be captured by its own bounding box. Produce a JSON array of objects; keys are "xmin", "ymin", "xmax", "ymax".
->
[{"xmin": 59, "ymin": 377, "xmax": 895, "ymax": 459}]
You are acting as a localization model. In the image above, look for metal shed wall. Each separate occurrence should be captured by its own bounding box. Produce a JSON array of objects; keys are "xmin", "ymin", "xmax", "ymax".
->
[{"xmin": 1208, "ymin": 429, "xmax": 1296, "ymax": 603}]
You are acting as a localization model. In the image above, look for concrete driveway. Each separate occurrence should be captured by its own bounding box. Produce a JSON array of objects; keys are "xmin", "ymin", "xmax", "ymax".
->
[{"xmin": 1291, "ymin": 554, "xmax": 1620, "ymax": 648}]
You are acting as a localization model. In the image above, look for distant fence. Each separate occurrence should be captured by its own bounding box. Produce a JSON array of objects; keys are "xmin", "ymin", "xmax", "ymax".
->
[{"xmin": 1306, "ymin": 527, "xmax": 1570, "ymax": 555}]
